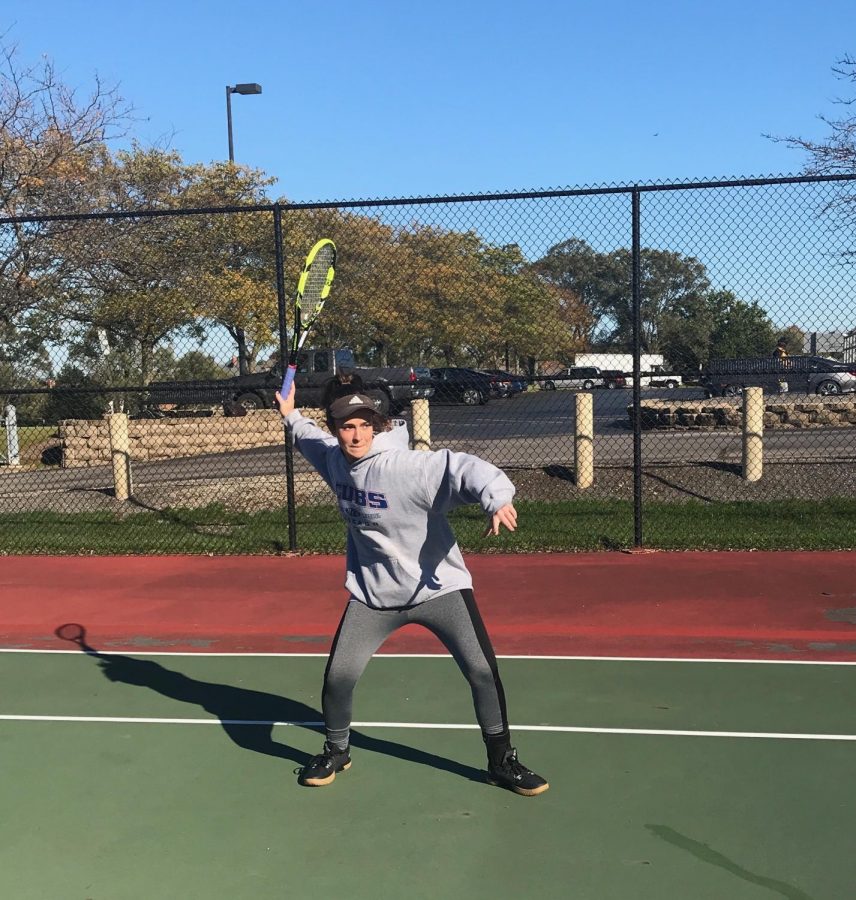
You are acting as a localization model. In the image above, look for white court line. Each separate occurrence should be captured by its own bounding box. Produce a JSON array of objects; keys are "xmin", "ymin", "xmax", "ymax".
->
[
  {"xmin": 1, "ymin": 714, "xmax": 855, "ymax": 741},
  {"xmin": 1, "ymin": 648, "xmax": 856, "ymax": 665}
]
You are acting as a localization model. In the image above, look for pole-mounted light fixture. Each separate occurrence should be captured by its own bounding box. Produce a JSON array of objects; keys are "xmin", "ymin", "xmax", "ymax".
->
[{"xmin": 226, "ymin": 83, "xmax": 263, "ymax": 162}]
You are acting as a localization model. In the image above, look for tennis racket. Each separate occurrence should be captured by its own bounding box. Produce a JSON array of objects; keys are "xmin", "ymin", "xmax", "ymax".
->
[{"xmin": 280, "ymin": 238, "xmax": 337, "ymax": 399}]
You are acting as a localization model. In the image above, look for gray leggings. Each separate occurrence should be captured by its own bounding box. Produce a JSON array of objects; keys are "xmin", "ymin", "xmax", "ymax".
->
[{"xmin": 322, "ymin": 589, "xmax": 509, "ymax": 747}]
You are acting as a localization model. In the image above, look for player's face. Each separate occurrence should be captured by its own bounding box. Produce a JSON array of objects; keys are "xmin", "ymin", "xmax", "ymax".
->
[{"xmin": 334, "ymin": 414, "xmax": 375, "ymax": 461}]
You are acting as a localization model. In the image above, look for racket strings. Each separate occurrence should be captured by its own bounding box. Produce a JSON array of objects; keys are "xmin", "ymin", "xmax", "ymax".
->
[{"xmin": 300, "ymin": 245, "xmax": 336, "ymax": 328}]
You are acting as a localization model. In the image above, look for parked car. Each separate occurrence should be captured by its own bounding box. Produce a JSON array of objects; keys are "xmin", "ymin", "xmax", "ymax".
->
[
  {"xmin": 541, "ymin": 366, "xmax": 606, "ymax": 391},
  {"xmin": 615, "ymin": 370, "xmax": 682, "ymax": 388},
  {"xmin": 429, "ymin": 367, "xmax": 493, "ymax": 404},
  {"xmin": 600, "ymin": 370, "xmax": 628, "ymax": 389},
  {"xmin": 701, "ymin": 355, "xmax": 856, "ymax": 397},
  {"xmin": 479, "ymin": 369, "xmax": 527, "ymax": 397}
]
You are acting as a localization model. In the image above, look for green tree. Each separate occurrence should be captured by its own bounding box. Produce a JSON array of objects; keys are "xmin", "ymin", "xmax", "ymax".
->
[
  {"xmin": 658, "ymin": 294, "xmax": 715, "ymax": 373},
  {"xmin": 531, "ymin": 238, "xmax": 612, "ymax": 343},
  {"xmin": 659, "ymin": 290, "xmax": 778, "ymax": 370},
  {"xmin": 778, "ymin": 325, "xmax": 806, "ymax": 356},
  {"xmin": 707, "ymin": 292, "xmax": 778, "ymax": 360},
  {"xmin": 534, "ymin": 239, "xmax": 711, "ymax": 352},
  {"xmin": 170, "ymin": 350, "xmax": 229, "ymax": 381},
  {"xmin": 41, "ymin": 363, "xmax": 108, "ymax": 422}
]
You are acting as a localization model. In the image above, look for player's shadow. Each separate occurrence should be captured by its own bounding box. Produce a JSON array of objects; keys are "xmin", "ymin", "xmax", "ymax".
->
[{"xmin": 76, "ymin": 639, "xmax": 484, "ymax": 784}]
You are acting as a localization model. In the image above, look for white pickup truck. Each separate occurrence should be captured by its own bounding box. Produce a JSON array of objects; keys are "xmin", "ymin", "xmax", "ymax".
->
[
  {"xmin": 636, "ymin": 367, "xmax": 683, "ymax": 389},
  {"xmin": 573, "ymin": 354, "xmax": 683, "ymax": 389}
]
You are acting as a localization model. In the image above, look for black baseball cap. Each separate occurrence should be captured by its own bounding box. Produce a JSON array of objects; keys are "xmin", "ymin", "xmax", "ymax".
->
[{"xmin": 328, "ymin": 393, "xmax": 379, "ymax": 421}]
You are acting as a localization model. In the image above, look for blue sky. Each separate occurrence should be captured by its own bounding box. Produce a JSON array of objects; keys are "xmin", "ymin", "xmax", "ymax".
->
[{"xmin": 5, "ymin": 0, "xmax": 855, "ymax": 202}]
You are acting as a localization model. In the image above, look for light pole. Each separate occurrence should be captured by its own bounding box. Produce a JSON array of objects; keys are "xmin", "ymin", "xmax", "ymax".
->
[
  {"xmin": 225, "ymin": 82, "xmax": 262, "ymax": 375},
  {"xmin": 226, "ymin": 83, "xmax": 262, "ymax": 162}
]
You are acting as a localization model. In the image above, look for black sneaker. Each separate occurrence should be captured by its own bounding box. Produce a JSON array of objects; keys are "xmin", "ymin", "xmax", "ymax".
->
[
  {"xmin": 487, "ymin": 748, "xmax": 549, "ymax": 796},
  {"xmin": 298, "ymin": 741, "xmax": 351, "ymax": 787}
]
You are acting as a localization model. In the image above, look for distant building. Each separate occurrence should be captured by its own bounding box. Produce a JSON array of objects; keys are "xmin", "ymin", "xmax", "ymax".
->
[{"xmin": 802, "ymin": 331, "xmax": 847, "ymax": 359}]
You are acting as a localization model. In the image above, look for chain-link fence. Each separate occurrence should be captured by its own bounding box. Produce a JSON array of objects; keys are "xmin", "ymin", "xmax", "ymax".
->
[{"xmin": 2, "ymin": 175, "xmax": 855, "ymax": 553}]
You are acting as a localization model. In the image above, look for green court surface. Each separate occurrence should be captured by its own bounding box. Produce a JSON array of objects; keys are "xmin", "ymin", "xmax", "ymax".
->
[{"xmin": 2, "ymin": 652, "xmax": 855, "ymax": 899}]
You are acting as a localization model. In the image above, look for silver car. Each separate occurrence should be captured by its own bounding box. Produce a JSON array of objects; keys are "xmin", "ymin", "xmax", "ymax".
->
[{"xmin": 542, "ymin": 366, "xmax": 606, "ymax": 391}]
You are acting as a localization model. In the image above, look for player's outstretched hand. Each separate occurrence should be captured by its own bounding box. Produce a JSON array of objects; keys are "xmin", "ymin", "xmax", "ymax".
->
[
  {"xmin": 275, "ymin": 382, "xmax": 296, "ymax": 417},
  {"xmin": 484, "ymin": 503, "xmax": 517, "ymax": 537}
]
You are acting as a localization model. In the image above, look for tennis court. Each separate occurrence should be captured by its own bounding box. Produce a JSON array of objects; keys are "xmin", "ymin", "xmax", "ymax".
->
[{"xmin": 2, "ymin": 553, "xmax": 855, "ymax": 898}]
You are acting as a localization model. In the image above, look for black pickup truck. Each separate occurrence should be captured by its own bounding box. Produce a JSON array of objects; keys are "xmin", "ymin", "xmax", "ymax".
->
[{"xmin": 144, "ymin": 348, "xmax": 434, "ymax": 416}]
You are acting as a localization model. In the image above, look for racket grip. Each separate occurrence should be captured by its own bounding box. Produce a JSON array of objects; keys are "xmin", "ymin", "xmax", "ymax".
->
[{"xmin": 280, "ymin": 364, "xmax": 297, "ymax": 398}]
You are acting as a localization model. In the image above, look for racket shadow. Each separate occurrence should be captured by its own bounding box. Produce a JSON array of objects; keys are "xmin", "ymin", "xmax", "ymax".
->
[{"xmin": 55, "ymin": 625, "xmax": 484, "ymax": 784}]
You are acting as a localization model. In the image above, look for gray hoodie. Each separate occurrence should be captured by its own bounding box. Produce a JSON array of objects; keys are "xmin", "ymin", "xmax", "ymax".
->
[{"xmin": 285, "ymin": 411, "xmax": 515, "ymax": 609}]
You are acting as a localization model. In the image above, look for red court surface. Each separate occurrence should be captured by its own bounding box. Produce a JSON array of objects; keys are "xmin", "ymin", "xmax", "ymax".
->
[{"xmin": 2, "ymin": 551, "xmax": 854, "ymax": 660}]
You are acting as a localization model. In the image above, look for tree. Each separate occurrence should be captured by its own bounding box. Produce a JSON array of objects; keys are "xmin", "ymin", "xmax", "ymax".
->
[
  {"xmin": 169, "ymin": 350, "xmax": 229, "ymax": 381},
  {"xmin": 610, "ymin": 248, "xmax": 711, "ymax": 351},
  {"xmin": 530, "ymin": 238, "xmax": 612, "ymax": 344},
  {"xmin": 484, "ymin": 244, "xmax": 591, "ymax": 370},
  {"xmin": 660, "ymin": 290, "xmax": 778, "ymax": 370},
  {"xmin": 658, "ymin": 294, "xmax": 715, "ymax": 373},
  {"xmin": 56, "ymin": 207, "xmax": 204, "ymax": 386},
  {"xmin": 146, "ymin": 156, "xmax": 276, "ymax": 375},
  {"xmin": 659, "ymin": 290, "xmax": 778, "ymax": 370},
  {"xmin": 778, "ymin": 325, "xmax": 806, "ymax": 356},
  {"xmin": 385, "ymin": 228, "xmax": 588, "ymax": 368},
  {"xmin": 400, "ymin": 226, "xmax": 502, "ymax": 365},
  {"xmin": 281, "ymin": 207, "xmax": 416, "ymax": 366},
  {"xmin": 54, "ymin": 147, "xmax": 276, "ymax": 385},
  {"xmin": 41, "ymin": 363, "xmax": 108, "ymax": 421},
  {"xmin": 257, "ymin": 213, "xmax": 590, "ymax": 372},
  {"xmin": 771, "ymin": 55, "xmax": 856, "ymax": 262},
  {"xmin": 707, "ymin": 292, "xmax": 778, "ymax": 360},
  {"xmin": 0, "ymin": 41, "xmax": 131, "ymax": 379},
  {"xmin": 773, "ymin": 56, "xmax": 856, "ymax": 177},
  {"xmin": 533, "ymin": 239, "xmax": 711, "ymax": 352}
]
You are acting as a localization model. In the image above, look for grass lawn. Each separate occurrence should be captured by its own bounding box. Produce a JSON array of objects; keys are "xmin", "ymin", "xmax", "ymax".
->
[
  {"xmin": 1, "ymin": 425, "xmax": 58, "ymax": 465},
  {"xmin": 0, "ymin": 498, "xmax": 853, "ymax": 554}
]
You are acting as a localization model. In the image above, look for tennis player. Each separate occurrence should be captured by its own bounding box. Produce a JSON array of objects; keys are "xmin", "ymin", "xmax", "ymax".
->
[{"xmin": 275, "ymin": 382, "xmax": 549, "ymax": 796}]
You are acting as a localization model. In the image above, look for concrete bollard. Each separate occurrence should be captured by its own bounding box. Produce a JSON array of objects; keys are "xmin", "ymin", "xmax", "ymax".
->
[
  {"xmin": 106, "ymin": 412, "xmax": 133, "ymax": 500},
  {"xmin": 575, "ymin": 392, "xmax": 594, "ymax": 489},
  {"xmin": 3, "ymin": 404, "xmax": 20, "ymax": 466},
  {"xmin": 411, "ymin": 398, "xmax": 431, "ymax": 451},
  {"xmin": 742, "ymin": 387, "xmax": 763, "ymax": 482}
]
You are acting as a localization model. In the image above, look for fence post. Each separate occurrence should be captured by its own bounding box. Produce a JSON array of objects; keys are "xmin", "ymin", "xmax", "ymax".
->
[
  {"xmin": 106, "ymin": 412, "xmax": 133, "ymax": 500},
  {"xmin": 742, "ymin": 387, "xmax": 764, "ymax": 482},
  {"xmin": 411, "ymin": 399, "xmax": 431, "ymax": 450},
  {"xmin": 631, "ymin": 187, "xmax": 643, "ymax": 547},
  {"xmin": 3, "ymin": 404, "xmax": 20, "ymax": 466},
  {"xmin": 574, "ymin": 392, "xmax": 594, "ymax": 489},
  {"xmin": 273, "ymin": 202, "xmax": 298, "ymax": 552}
]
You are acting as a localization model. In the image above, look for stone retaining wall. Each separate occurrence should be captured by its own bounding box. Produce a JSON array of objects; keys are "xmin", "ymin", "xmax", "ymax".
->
[
  {"xmin": 630, "ymin": 395, "xmax": 856, "ymax": 430},
  {"xmin": 59, "ymin": 395, "xmax": 856, "ymax": 467},
  {"xmin": 59, "ymin": 409, "xmax": 328, "ymax": 468}
]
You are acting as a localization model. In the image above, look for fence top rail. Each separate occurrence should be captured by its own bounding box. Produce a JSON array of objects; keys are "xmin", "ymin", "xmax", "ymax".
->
[
  {"xmin": 2, "ymin": 172, "xmax": 856, "ymax": 226},
  {"xmin": 275, "ymin": 172, "xmax": 856, "ymax": 210}
]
